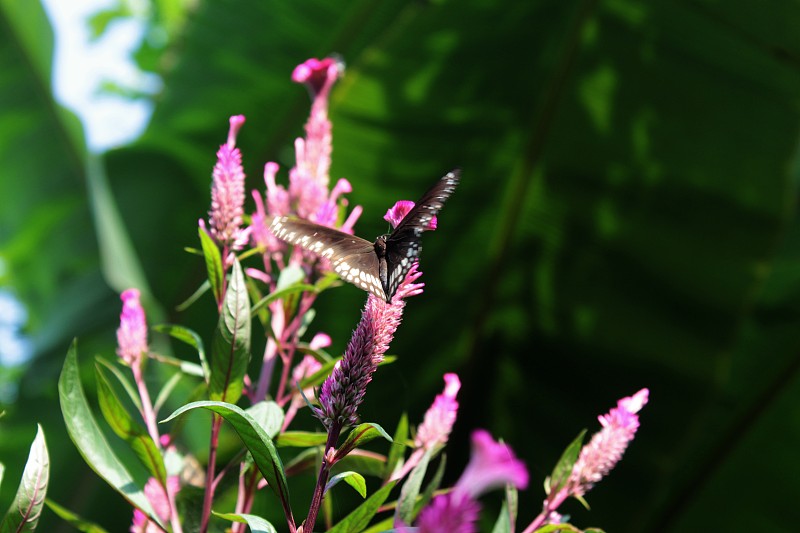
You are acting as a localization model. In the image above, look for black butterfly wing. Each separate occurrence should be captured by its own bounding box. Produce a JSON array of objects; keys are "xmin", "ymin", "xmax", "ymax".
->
[
  {"xmin": 269, "ymin": 216, "xmax": 385, "ymax": 298},
  {"xmin": 390, "ymin": 170, "xmax": 460, "ymax": 237},
  {"xmin": 382, "ymin": 170, "xmax": 460, "ymax": 299}
]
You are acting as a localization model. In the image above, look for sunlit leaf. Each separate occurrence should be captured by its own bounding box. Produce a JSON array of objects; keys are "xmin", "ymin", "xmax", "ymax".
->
[{"xmin": 0, "ymin": 425, "xmax": 48, "ymax": 532}]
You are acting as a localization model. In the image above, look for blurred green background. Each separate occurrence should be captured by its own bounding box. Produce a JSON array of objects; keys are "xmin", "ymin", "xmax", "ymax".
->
[{"xmin": 2, "ymin": 0, "xmax": 800, "ymax": 531}]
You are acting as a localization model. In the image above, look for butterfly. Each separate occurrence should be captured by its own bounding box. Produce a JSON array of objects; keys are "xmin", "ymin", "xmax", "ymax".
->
[{"xmin": 269, "ymin": 170, "xmax": 460, "ymax": 302}]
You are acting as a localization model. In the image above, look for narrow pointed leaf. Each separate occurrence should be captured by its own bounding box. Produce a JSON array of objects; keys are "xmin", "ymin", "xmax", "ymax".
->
[
  {"xmin": 418, "ymin": 454, "xmax": 446, "ymax": 513},
  {"xmin": 95, "ymin": 357, "xmax": 141, "ymax": 411},
  {"xmin": 213, "ymin": 511, "xmax": 278, "ymax": 533},
  {"xmin": 0, "ymin": 425, "xmax": 48, "ymax": 533},
  {"xmin": 0, "ymin": 463, "xmax": 4, "ymax": 489},
  {"xmin": 199, "ymin": 226, "xmax": 223, "ymax": 302},
  {"xmin": 384, "ymin": 413, "xmax": 409, "ymax": 482},
  {"xmin": 250, "ymin": 283, "xmax": 317, "ymax": 314},
  {"xmin": 44, "ymin": 499, "xmax": 110, "ymax": 533},
  {"xmin": 209, "ymin": 259, "xmax": 251, "ymax": 404},
  {"xmin": 325, "ymin": 471, "xmax": 367, "ymax": 498},
  {"xmin": 162, "ymin": 401, "xmax": 290, "ymax": 516},
  {"xmin": 394, "ymin": 447, "xmax": 434, "ymax": 526},
  {"xmin": 491, "ymin": 486, "xmax": 518, "ymax": 533},
  {"xmin": 175, "ymin": 279, "xmax": 211, "ymax": 311},
  {"xmin": 95, "ymin": 364, "xmax": 167, "ymax": 485},
  {"xmin": 153, "ymin": 323, "xmax": 209, "ymax": 381},
  {"xmin": 58, "ymin": 341, "xmax": 161, "ymax": 525},
  {"xmin": 327, "ymin": 481, "xmax": 397, "ymax": 533},
  {"xmin": 548, "ymin": 430, "xmax": 586, "ymax": 495}
]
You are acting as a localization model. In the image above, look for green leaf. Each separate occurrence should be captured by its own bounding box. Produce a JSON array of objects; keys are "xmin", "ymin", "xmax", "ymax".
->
[
  {"xmin": 199, "ymin": 226, "xmax": 224, "ymax": 302},
  {"xmin": 532, "ymin": 525, "xmax": 581, "ymax": 533},
  {"xmin": 153, "ymin": 371, "xmax": 184, "ymax": 414},
  {"xmin": 245, "ymin": 401, "xmax": 284, "ymax": 439},
  {"xmin": 326, "ymin": 471, "xmax": 367, "ymax": 498},
  {"xmin": 384, "ymin": 413, "xmax": 409, "ymax": 481},
  {"xmin": 153, "ymin": 323, "xmax": 209, "ymax": 381},
  {"xmin": 491, "ymin": 485, "xmax": 518, "ymax": 533},
  {"xmin": 336, "ymin": 423, "xmax": 392, "ymax": 462},
  {"xmin": 175, "ymin": 279, "xmax": 211, "ymax": 311},
  {"xmin": 547, "ymin": 430, "xmax": 586, "ymax": 495},
  {"xmin": 58, "ymin": 341, "xmax": 162, "ymax": 526},
  {"xmin": 45, "ymin": 499, "xmax": 110, "ymax": 533},
  {"xmin": 0, "ymin": 463, "xmax": 4, "ymax": 488},
  {"xmin": 94, "ymin": 363, "xmax": 167, "ymax": 485},
  {"xmin": 334, "ymin": 452, "xmax": 387, "ymax": 479},
  {"xmin": 213, "ymin": 511, "xmax": 278, "ymax": 533},
  {"xmin": 418, "ymin": 453, "xmax": 446, "ymax": 513},
  {"xmin": 94, "ymin": 357, "xmax": 141, "ymax": 412},
  {"xmin": 250, "ymin": 283, "xmax": 318, "ymax": 314},
  {"xmin": 275, "ymin": 265, "xmax": 305, "ymax": 291},
  {"xmin": 0, "ymin": 425, "xmax": 48, "ymax": 533},
  {"xmin": 162, "ymin": 401, "xmax": 290, "ymax": 514},
  {"xmin": 209, "ymin": 259, "xmax": 251, "ymax": 404},
  {"xmin": 276, "ymin": 431, "xmax": 328, "ymax": 447},
  {"xmin": 394, "ymin": 447, "xmax": 433, "ymax": 526},
  {"xmin": 327, "ymin": 480, "xmax": 397, "ymax": 533}
]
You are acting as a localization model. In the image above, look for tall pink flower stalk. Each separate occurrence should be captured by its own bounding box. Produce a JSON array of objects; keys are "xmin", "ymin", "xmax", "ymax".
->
[
  {"xmin": 116, "ymin": 290, "xmax": 183, "ymax": 533},
  {"xmin": 249, "ymin": 57, "xmax": 360, "ymax": 405},
  {"xmin": 524, "ymin": 388, "xmax": 649, "ymax": 532}
]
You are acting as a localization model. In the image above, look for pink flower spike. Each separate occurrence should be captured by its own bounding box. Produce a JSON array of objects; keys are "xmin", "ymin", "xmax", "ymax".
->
[
  {"xmin": 454, "ymin": 429, "xmax": 529, "ymax": 500},
  {"xmin": 209, "ymin": 116, "xmax": 247, "ymax": 248},
  {"xmin": 415, "ymin": 373, "xmax": 461, "ymax": 450},
  {"xmin": 116, "ymin": 289, "xmax": 148, "ymax": 366},
  {"xmin": 384, "ymin": 200, "xmax": 437, "ymax": 230},
  {"xmin": 569, "ymin": 388, "xmax": 649, "ymax": 497}
]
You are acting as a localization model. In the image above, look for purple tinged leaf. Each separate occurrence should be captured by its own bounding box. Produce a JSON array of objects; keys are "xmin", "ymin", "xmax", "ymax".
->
[
  {"xmin": 209, "ymin": 259, "xmax": 251, "ymax": 404},
  {"xmin": 0, "ymin": 425, "xmax": 48, "ymax": 532},
  {"xmin": 336, "ymin": 423, "xmax": 392, "ymax": 462},
  {"xmin": 58, "ymin": 341, "xmax": 163, "ymax": 527}
]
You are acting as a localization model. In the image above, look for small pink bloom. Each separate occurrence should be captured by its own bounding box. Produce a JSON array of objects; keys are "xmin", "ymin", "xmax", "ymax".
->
[
  {"xmin": 384, "ymin": 200, "xmax": 437, "ymax": 230},
  {"xmin": 130, "ymin": 476, "xmax": 181, "ymax": 532},
  {"xmin": 209, "ymin": 115, "xmax": 247, "ymax": 248},
  {"xmin": 309, "ymin": 332, "xmax": 332, "ymax": 350},
  {"xmin": 569, "ymin": 388, "xmax": 649, "ymax": 496},
  {"xmin": 415, "ymin": 430, "xmax": 527, "ymax": 533},
  {"xmin": 116, "ymin": 289, "xmax": 148, "ymax": 366},
  {"xmin": 455, "ymin": 429, "xmax": 529, "ymax": 499},
  {"xmin": 416, "ymin": 373, "xmax": 460, "ymax": 450}
]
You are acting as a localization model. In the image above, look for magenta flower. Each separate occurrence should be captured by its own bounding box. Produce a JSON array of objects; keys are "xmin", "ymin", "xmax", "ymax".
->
[
  {"xmin": 415, "ymin": 430, "xmax": 528, "ymax": 533},
  {"xmin": 314, "ymin": 264, "xmax": 424, "ymax": 429},
  {"xmin": 208, "ymin": 115, "xmax": 248, "ymax": 249},
  {"xmin": 569, "ymin": 388, "xmax": 649, "ymax": 496},
  {"xmin": 384, "ymin": 200, "xmax": 437, "ymax": 230},
  {"xmin": 116, "ymin": 289, "xmax": 148, "ymax": 366}
]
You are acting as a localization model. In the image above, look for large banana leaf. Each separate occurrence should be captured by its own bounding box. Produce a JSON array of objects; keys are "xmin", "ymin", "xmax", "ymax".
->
[{"xmin": 1, "ymin": 0, "xmax": 798, "ymax": 531}]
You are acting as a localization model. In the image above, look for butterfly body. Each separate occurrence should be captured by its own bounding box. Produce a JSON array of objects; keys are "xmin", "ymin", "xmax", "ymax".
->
[{"xmin": 269, "ymin": 170, "xmax": 459, "ymax": 301}]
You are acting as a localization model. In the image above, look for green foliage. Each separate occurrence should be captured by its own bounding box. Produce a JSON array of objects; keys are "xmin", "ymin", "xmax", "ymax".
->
[
  {"xmin": 0, "ymin": 425, "xmax": 48, "ymax": 533},
  {"xmin": 326, "ymin": 481, "xmax": 397, "ymax": 533}
]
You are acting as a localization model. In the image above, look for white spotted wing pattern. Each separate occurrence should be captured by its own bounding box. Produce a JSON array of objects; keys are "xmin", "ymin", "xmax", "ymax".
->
[{"xmin": 268, "ymin": 170, "xmax": 460, "ymax": 301}]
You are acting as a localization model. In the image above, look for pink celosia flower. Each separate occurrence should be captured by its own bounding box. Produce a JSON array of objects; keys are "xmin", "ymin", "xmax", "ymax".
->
[
  {"xmin": 116, "ymin": 289, "xmax": 148, "ymax": 366},
  {"xmin": 415, "ymin": 430, "xmax": 528, "ymax": 533},
  {"xmin": 208, "ymin": 115, "xmax": 248, "ymax": 248},
  {"xmin": 391, "ymin": 373, "xmax": 461, "ymax": 481},
  {"xmin": 384, "ymin": 200, "xmax": 437, "ymax": 230},
  {"xmin": 569, "ymin": 388, "xmax": 648, "ymax": 496},
  {"xmin": 314, "ymin": 264, "xmax": 424, "ymax": 429}
]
